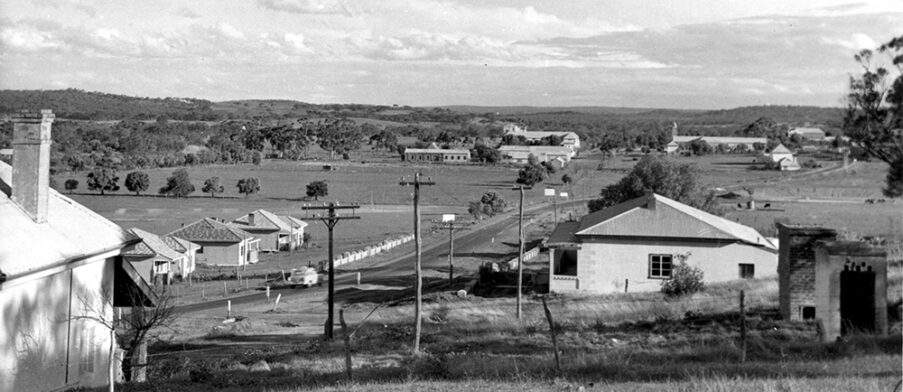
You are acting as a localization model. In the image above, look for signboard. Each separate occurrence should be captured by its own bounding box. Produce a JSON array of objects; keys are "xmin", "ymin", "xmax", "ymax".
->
[
  {"xmin": 544, "ymin": 188, "xmax": 556, "ymax": 197},
  {"xmin": 560, "ymin": 192, "xmax": 569, "ymax": 198},
  {"xmin": 441, "ymin": 214, "xmax": 455, "ymax": 222}
]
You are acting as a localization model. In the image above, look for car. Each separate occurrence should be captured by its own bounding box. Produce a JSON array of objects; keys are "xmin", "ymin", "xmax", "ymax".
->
[{"xmin": 288, "ymin": 267, "xmax": 321, "ymax": 288}]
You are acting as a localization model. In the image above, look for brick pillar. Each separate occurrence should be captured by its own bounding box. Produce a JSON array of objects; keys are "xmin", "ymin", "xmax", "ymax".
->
[{"xmin": 777, "ymin": 224, "xmax": 837, "ymax": 320}]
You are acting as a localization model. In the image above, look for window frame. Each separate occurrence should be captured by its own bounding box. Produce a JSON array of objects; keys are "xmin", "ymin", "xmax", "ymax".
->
[
  {"xmin": 648, "ymin": 254, "xmax": 673, "ymax": 279},
  {"xmin": 739, "ymin": 263, "xmax": 755, "ymax": 279}
]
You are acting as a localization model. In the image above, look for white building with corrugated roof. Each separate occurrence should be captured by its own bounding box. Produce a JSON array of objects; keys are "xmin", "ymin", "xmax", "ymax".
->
[
  {"xmin": 546, "ymin": 193, "xmax": 778, "ymax": 294},
  {"xmin": 0, "ymin": 110, "xmax": 154, "ymax": 391}
]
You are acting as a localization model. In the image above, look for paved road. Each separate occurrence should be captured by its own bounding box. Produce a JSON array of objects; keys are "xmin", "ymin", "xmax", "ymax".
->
[{"xmin": 175, "ymin": 198, "xmax": 586, "ymax": 314}]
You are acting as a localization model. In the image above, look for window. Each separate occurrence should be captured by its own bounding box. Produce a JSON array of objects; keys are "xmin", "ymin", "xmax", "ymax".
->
[
  {"xmin": 649, "ymin": 254, "xmax": 673, "ymax": 279},
  {"xmin": 197, "ymin": 246, "xmax": 204, "ymax": 254},
  {"xmin": 802, "ymin": 306, "xmax": 816, "ymax": 320},
  {"xmin": 739, "ymin": 263, "xmax": 755, "ymax": 279}
]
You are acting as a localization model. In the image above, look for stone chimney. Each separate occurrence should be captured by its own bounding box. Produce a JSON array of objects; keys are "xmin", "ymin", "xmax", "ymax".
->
[
  {"xmin": 248, "ymin": 212, "xmax": 256, "ymax": 226},
  {"xmin": 11, "ymin": 109, "xmax": 54, "ymax": 223}
]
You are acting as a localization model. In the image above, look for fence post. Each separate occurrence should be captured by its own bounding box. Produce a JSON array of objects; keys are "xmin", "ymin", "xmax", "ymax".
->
[
  {"xmin": 340, "ymin": 309, "xmax": 353, "ymax": 381},
  {"xmin": 624, "ymin": 279, "xmax": 629, "ymax": 293},
  {"xmin": 739, "ymin": 290, "xmax": 746, "ymax": 363},
  {"xmin": 541, "ymin": 296, "xmax": 562, "ymax": 373},
  {"xmin": 272, "ymin": 294, "xmax": 281, "ymax": 311},
  {"xmin": 357, "ymin": 272, "xmax": 361, "ymax": 286},
  {"xmin": 227, "ymin": 300, "xmax": 232, "ymax": 318},
  {"xmin": 266, "ymin": 286, "xmax": 271, "ymax": 303},
  {"xmin": 223, "ymin": 281, "xmax": 227, "ymax": 297}
]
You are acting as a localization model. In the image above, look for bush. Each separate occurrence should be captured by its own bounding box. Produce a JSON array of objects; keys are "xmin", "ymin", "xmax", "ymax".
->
[{"xmin": 661, "ymin": 261, "xmax": 705, "ymax": 297}]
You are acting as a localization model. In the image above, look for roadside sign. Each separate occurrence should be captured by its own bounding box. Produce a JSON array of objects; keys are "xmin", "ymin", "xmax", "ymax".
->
[
  {"xmin": 560, "ymin": 192, "xmax": 569, "ymax": 198},
  {"xmin": 442, "ymin": 214, "xmax": 455, "ymax": 222},
  {"xmin": 544, "ymin": 188, "xmax": 555, "ymax": 196}
]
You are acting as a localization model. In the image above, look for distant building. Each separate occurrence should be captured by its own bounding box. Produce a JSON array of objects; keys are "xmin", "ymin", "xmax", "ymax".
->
[
  {"xmin": 546, "ymin": 193, "xmax": 778, "ymax": 294},
  {"xmin": 788, "ymin": 127, "xmax": 825, "ymax": 141},
  {"xmin": 404, "ymin": 142, "xmax": 471, "ymax": 163},
  {"xmin": 1, "ymin": 110, "xmax": 154, "ymax": 392},
  {"xmin": 766, "ymin": 144, "xmax": 800, "ymax": 171},
  {"xmin": 498, "ymin": 145, "xmax": 575, "ymax": 165},
  {"xmin": 169, "ymin": 218, "xmax": 260, "ymax": 266},
  {"xmin": 503, "ymin": 123, "xmax": 581, "ymax": 149},
  {"xmin": 665, "ymin": 140, "xmax": 680, "ymax": 154},
  {"xmin": 231, "ymin": 209, "xmax": 307, "ymax": 252},
  {"xmin": 671, "ymin": 122, "xmax": 765, "ymax": 151},
  {"xmin": 672, "ymin": 135, "xmax": 767, "ymax": 150}
]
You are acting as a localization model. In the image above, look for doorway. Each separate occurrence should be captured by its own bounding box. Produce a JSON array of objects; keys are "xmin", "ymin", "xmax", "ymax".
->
[{"xmin": 840, "ymin": 267, "xmax": 876, "ymax": 334}]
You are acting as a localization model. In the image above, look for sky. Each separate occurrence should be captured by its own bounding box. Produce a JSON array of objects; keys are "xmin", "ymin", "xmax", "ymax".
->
[{"xmin": 0, "ymin": 0, "xmax": 901, "ymax": 109}]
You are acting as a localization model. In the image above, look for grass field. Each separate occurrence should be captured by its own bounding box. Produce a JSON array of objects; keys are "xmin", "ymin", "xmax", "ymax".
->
[{"xmin": 123, "ymin": 275, "xmax": 902, "ymax": 392}]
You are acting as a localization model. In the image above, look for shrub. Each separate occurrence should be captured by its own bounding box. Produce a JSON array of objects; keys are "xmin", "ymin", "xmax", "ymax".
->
[{"xmin": 661, "ymin": 260, "xmax": 705, "ymax": 297}]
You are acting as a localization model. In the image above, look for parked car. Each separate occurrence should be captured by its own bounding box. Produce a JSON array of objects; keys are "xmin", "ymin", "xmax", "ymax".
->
[{"xmin": 288, "ymin": 267, "xmax": 321, "ymax": 287}]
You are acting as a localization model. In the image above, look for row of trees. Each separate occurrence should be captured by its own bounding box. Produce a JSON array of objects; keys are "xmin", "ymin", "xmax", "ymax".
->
[
  {"xmin": 66, "ymin": 167, "xmax": 334, "ymax": 200},
  {"xmin": 68, "ymin": 168, "xmax": 263, "ymax": 198}
]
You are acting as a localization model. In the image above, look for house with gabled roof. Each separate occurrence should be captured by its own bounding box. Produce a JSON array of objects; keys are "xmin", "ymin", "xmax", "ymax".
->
[
  {"xmin": 0, "ymin": 110, "xmax": 154, "ymax": 392},
  {"xmin": 231, "ymin": 209, "xmax": 307, "ymax": 252},
  {"xmin": 546, "ymin": 193, "xmax": 778, "ymax": 294},
  {"xmin": 279, "ymin": 215, "xmax": 309, "ymax": 251},
  {"xmin": 124, "ymin": 228, "xmax": 182, "ymax": 285},
  {"xmin": 161, "ymin": 235, "xmax": 199, "ymax": 279},
  {"xmin": 168, "ymin": 218, "xmax": 259, "ymax": 266}
]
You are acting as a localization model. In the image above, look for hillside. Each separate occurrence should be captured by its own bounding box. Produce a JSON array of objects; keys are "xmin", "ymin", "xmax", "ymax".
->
[{"xmin": 0, "ymin": 89, "xmax": 219, "ymax": 121}]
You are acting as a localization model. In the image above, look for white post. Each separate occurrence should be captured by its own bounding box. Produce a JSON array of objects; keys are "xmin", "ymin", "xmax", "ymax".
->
[
  {"xmin": 356, "ymin": 272, "xmax": 361, "ymax": 286},
  {"xmin": 266, "ymin": 286, "xmax": 271, "ymax": 303},
  {"xmin": 227, "ymin": 300, "xmax": 232, "ymax": 318},
  {"xmin": 273, "ymin": 294, "xmax": 282, "ymax": 311}
]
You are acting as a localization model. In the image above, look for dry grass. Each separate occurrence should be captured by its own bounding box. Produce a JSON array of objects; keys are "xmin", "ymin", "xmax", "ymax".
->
[{"xmin": 126, "ymin": 275, "xmax": 901, "ymax": 392}]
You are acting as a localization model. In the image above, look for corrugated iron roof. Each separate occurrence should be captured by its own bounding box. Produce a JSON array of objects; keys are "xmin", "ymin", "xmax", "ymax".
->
[
  {"xmin": 0, "ymin": 161, "xmax": 136, "ymax": 276},
  {"xmin": 546, "ymin": 221, "xmax": 580, "ymax": 244},
  {"xmin": 560, "ymin": 193, "xmax": 776, "ymax": 250}
]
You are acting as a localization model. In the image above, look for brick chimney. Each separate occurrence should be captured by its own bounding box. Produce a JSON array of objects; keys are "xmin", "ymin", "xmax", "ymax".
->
[
  {"xmin": 11, "ymin": 109, "xmax": 54, "ymax": 223},
  {"xmin": 248, "ymin": 212, "xmax": 256, "ymax": 226},
  {"xmin": 776, "ymin": 223, "xmax": 837, "ymax": 320}
]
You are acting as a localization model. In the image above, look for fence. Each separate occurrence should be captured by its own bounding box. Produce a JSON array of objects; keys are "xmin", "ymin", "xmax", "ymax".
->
[{"xmin": 331, "ymin": 234, "xmax": 415, "ymax": 266}]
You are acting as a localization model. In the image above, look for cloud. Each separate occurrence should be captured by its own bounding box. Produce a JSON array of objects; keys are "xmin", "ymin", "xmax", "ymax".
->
[
  {"xmin": 174, "ymin": 7, "xmax": 202, "ymax": 19},
  {"xmin": 284, "ymin": 32, "xmax": 312, "ymax": 52},
  {"xmin": 0, "ymin": 23, "xmax": 63, "ymax": 51},
  {"xmin": 822, "ymin": 32, "xmax": 878, "ymax": 50},
  {"xmin": 31, "ymin": 0, "xmax": 97, "ymax": 17},
  {"xmin": 256, "ymin": 0, "xmax": 350, "ymax": 15}
]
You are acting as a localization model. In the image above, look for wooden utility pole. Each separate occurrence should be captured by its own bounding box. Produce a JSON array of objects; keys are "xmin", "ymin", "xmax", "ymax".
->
[
  {"xmin": 512, "ymin": 185, "xmax": 531, "ymax": 320},
  {"xmin": 432, "ymin": 216, "xmax": 468, "ymax": 290},
  {"xmin": 739, "ymin": 290, "xmax": 747, "ymax": 363},
  {"xmin": 400, "ymin": 173, "xmax": 434, "ymax": 354},
  {"xmin": 302, "ymin": 202, "xmax": 360, "ymax": 340}
]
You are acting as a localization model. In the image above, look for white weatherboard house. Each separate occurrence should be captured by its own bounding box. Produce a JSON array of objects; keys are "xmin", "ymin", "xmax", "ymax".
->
[
  {"xmin": 546, "ymin": 193, "xmax": 778, "ymax": 294},
  {"xmin": 0, "ymin": 110, "xmax": 154, "ymax": 392},
  {"xmin": 231, "ymin": 209, "xmax": 307, "ymax": 252}
]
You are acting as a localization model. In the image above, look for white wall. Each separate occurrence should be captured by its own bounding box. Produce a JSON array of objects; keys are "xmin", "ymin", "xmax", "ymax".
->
[
  {"xmin": 559, "ymin": 238, "xmax": 777, "ymax": 294},
  {"xmin": 0, "ymin": 255, "xmax": 116, "ymax": 392}
]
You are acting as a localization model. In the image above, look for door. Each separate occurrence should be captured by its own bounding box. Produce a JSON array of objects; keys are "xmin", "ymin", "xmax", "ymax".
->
[{"xmin": 840, "ymin": 269, "xmax": 876, "ymax": 334}]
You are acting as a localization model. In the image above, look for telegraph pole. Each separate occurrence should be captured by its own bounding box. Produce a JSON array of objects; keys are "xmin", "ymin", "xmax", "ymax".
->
[
  {"xmin": 432, "ymin": 215, "xmax": 468, "ymax": 290},
  {"xmin": 400, "ymin": 173, "xmax": 434, "ymax": 355},
  {"xmin": 302, "ymin": 202, "xmax": 360, "ymax": 340},
  {"xmin": 512, "ymin": 185, "xmax": 532, "ymax": 320}
]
